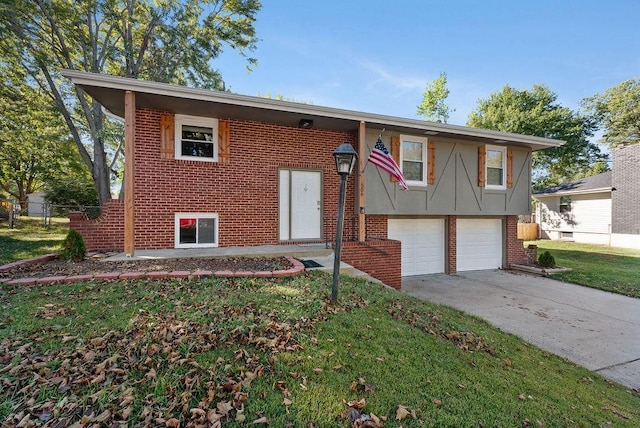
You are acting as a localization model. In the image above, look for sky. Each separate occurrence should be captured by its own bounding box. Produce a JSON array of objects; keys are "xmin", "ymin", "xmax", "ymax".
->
[{"xmin": 215, "ymin": 0, "xmax": 640, "ymax": 127}]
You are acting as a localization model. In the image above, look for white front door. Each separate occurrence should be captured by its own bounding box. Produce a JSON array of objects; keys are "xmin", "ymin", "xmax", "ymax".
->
[{"xmin": 279, "ymin": 170, "xmax": 322, "ymax": 240}]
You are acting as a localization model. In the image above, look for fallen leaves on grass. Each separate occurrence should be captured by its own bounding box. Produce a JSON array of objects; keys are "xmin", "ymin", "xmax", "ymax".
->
[
  {"xmin": 0, "ymin": 277, "xmax": 367, "ymax": 426},
  {"xmin": 388, "ymin": 300, "xmax": 497, "ymax": 356}
]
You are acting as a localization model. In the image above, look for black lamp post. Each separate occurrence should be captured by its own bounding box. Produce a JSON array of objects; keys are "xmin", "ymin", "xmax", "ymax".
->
[{"xmin": 331, "ymin": 143, "xmax": 358, "ymax": 304}]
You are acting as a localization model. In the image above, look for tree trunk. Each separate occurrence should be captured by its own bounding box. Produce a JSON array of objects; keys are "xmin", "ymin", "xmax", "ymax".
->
[{"xmin": 90, "ymin": 103, "xmax": 113, "ymax": 205}]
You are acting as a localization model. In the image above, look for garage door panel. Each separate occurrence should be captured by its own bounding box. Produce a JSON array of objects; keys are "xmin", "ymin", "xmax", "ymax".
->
[
  {"xmin": 457, "ymin": 219, "xmax": 502, "ymax": 271},
  {"xmin": 388, "ymin": 219, "xmax": 445, "ymax": 276}
]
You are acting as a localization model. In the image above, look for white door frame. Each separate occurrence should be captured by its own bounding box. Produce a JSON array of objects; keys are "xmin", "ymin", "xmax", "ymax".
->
[{"xmin": 279, "ymin": 169, "xmax": 323, "ymax": 240}]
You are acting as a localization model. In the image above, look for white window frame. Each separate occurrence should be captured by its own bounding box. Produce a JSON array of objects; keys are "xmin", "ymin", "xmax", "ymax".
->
[
  {"xmin": 485, "ymin": 145, "xmax": 507, "ymax": 190},
  {"xmin": 174, "ymin": 213, "xmax": 219, "ymax": 248},
  {"xmin": 399, "ymin": 134, "xmax": 428, "ymax": 187},
  {"xmin": 174, "ymin": 114, "xmax": 219, "ymax": 162}
]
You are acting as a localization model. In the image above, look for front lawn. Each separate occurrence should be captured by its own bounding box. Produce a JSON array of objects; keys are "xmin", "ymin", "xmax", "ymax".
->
[
  {"xmin": 1, "ymin": 272, "xmax": 638, "ymax": 426},
  {"xmin": 527, "ymin": 240, "xmax": 640, "ymax": 298}
]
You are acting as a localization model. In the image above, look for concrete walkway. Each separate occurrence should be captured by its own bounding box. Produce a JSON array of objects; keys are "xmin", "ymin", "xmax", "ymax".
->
[{"xmin": 402, "ymin": 270, "xmax": 640, "ymax": 389}]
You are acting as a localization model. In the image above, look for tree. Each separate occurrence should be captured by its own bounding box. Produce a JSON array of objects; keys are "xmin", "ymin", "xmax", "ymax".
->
[
  {"xmin": 0, "ymin": 66, "xmax": 84, "ymax": 211},
  {"xmin": 582, "ymin": 77, "xmax": 640, "ymax": 147},
  {"xmin": 417, "ymin": 72, "xmax": 454, "ymax": 123},
  {"xmin": 0, "ymin": 0, "xmax": 261, "ymax": 205},
  {"xmin": 467, "ymin": 84, "xmax": 608, "ymax": 190}
]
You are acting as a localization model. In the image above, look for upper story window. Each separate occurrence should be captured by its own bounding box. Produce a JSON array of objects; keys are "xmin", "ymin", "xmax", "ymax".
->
[
  {"xmin": 485, "ymin": 145, "xmax": 506, "ymax": 189},
  {"xmin": 559, "ymin": 196, "xmax": 572, "ymax": 213},
  {"xmin": 175, "ymin": 114, "xmax": 218, "ymax": 162},
  {"xmin": 400, "ymin": 135, "xmax": 428, "ymax": 186}
]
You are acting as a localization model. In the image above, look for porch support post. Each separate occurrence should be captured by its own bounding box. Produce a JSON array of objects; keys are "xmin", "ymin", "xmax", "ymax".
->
[
  {"xmin": 124, "ymin": 90, "xmax": 136, "ymax": 256},
  {"xmin": 357, "ymin": 121, "xmax": 366, "ymax": 242}
]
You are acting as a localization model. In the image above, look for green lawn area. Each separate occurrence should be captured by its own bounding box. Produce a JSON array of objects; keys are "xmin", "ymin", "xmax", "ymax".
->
[
  {"xmin": 526, "ymin": 240, "xmax": 640, "ymax": 298},
  {"xmin": 1, "ymin": 272, "xmax": 639, "ymax": 426},
  {"xmin": 0, "ymin": 216, "xmax": 69, "ymax": 265}
]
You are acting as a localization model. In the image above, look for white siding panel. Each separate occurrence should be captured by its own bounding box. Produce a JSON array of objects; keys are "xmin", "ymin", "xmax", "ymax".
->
[
  {"xmin": 457, "ymin": 219, "xmax": 502, "ymax": 271},
  {"xmin": 571, "ymin": 193, "xmax": 611, "ymax": 233}
]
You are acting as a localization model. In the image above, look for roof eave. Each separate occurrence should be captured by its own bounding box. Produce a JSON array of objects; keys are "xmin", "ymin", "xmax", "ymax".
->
[
  {"xmin": 61, "ymin": 69, "xmax": 565, "ymax": 151},
  {"xmin": 533, "ymin": 187, "xmax": 613, "ymax": 197}
]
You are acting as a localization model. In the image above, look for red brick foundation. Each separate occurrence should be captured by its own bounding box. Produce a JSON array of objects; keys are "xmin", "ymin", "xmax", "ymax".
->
[{"xmin": 341, "ymin": 239, "xmax": 401, "ymax": 290}]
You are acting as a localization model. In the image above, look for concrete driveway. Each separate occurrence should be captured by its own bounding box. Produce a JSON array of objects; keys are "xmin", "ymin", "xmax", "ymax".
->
[{"xmin": 402, "ymin": 270, "xmax": 640, "ymax": 389}]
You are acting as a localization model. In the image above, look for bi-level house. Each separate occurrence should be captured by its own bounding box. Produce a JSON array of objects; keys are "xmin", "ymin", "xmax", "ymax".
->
[{"xmin": 63, "ymin": 70, "xmax": 563, "ymax": 289}]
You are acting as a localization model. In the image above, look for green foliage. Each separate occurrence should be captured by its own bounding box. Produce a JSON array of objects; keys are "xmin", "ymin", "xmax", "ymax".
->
[
  {"xmin": 467, "ymin": 84, "xmax": 609, "ymax": 190},
  {"xmin": 0, "ymin": 65, "xmax": 83, "ymax": 210},
  {"xmin": 582, "ymin": 77, "xmax": 640, "ymax": 147},
  {"xmin": 46, "ymin": 176, "xmax": 99, "ymax": 208},
  {"xmin": 59, "ymin": 229, "xmax": 86, "ymax": 261},
  {"xmin": 417, "ymin": 72, "xmax": 454, "ymax": 123},
  {"xmin": 538, "ymin": 250, "xmax": 556, "ymax": 268},
  {"xmin": 0, "ymin": 0, "xmax": 262, "ymax": 204}
]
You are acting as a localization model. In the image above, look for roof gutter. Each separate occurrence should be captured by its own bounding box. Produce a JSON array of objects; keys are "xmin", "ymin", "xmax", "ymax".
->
[{"xmin": 533, "ymin": 187, "xmax": 613, "ymax": 197}]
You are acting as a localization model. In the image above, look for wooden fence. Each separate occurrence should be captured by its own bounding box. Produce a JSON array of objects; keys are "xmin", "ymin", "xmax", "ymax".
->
[{"xmin": 517, "ymin": 223, "xmax": 539, "ymax": 241}]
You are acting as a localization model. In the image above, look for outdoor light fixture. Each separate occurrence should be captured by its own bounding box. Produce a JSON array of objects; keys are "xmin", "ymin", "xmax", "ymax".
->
[
  {"xmin": 330, "ymin": 143, "xmax": 358, "ymax": 304},
  {"xmin": 298, "ymin": 118, "xmax": 314, "ymax": 128},
  {"xmin": 333, "ymin": 143, "xmax": 358, "ymax": 176}
]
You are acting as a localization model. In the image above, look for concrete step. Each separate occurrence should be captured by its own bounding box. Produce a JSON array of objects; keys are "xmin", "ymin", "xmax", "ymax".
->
[{"xmin": 300, "ymin": 254, "xmax": 356, "ymax": 276}]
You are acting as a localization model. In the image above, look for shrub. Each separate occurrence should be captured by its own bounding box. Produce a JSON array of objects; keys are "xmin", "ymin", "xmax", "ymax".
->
[
  {"xmin": 538, "ymin": 251, "xmax": 556, "ymax": 268},
  {"xmin": 59, "ymin": 229, "xmax": 86, "ymax": 261}
]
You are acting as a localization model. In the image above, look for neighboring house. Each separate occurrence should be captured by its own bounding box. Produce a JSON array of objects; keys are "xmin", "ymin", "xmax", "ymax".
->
[
  {"xmin": 611, "ymin": 144, "xmax": 640, "ymax": 249},
  {"xmin": 27, "ymin": 192, "xmax": 46, "ymax": 217},
  {"xmin": 534, "ymin": 144, "xmax": 640, "ymax": 250},
  {"xmin": 533, "ymin": 172, "xmax": 612, "ymax": 245},
  {"xmin": 62, "ymin": 70, "xmax": 563, "ymax": 289}
]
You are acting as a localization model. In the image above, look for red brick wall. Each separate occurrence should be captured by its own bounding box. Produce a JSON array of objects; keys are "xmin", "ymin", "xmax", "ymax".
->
[
  {"xmin": 68, "ymin": 199, "xmax": 124, "ymax": 252},
  {"xmin": 365, "ymin": 215, "xmax": 388, "ymax": 239},
  {"xmin": 128, "ymin": 109, "xmax": 357, "ymax": 249},
  {"xmin": 505, "ymin": 215, "xmax": 527, "ymax": 266},
  {"xmin": 446, "ymin": 215, "xmax": 457, "ymax": 274},
  {"xmin": 341, "ymin": 239, "xmax": 401, "ymax": 289}
]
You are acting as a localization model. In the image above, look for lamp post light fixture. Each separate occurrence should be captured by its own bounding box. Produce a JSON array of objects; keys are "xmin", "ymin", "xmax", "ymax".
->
[{"xmin": 331, "ymin": 143, "xmax": 358, "ymax": 304}]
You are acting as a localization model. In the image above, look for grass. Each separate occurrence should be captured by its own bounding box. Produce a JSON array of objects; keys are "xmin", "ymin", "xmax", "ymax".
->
[
  {"xmin": 1, "ymin": 272, "xmax": 639, "ymax": 426},
  {"xmin": 526, "ymin": 240, "xmax": 640, "ymax": 298},
  {"xmin": 0, "ymin": 216, "xmax": 69, "ymax": 264}
]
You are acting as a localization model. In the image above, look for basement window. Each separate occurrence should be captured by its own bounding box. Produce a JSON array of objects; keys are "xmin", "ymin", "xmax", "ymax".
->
[{"xmin": 175, "ymin": 213, "xmax": 218, "ymax": 248}]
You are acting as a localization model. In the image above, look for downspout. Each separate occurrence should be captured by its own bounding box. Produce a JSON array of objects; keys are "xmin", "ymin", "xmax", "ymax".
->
[{"xmin": 357, "ymin": 121, "xmax": 366, "ymax": 242}]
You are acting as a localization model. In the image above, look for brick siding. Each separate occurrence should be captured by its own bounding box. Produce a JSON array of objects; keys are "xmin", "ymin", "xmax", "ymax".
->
[
  {"xmin": 76, "ymin": 108, "xmax": 357, "ymax": 251},
  {"xmin": 68, "ymin": 199, "xmax": 124, "ymax": 252},
  {"xmin": 446, "ymin": 215, "xmax": 457, "ymax": 274},
  {"xmin": 612, "ymin": 144, "xmax": 640, "ymax": 234},
  {"xmin": 341, "ymin": 239, "xmax": 401, "ymax": 289},
  {"xmin": 505, "ymin": 215, "xmax": 527, "ymax": 267}
]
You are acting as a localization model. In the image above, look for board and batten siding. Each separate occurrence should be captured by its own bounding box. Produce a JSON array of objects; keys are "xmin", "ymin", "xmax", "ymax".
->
[
  {"xmin": 364, "ymin": 130, "xmax": 532, "ymax": 215},
  {"xmin": 537, "ymin": 192, "xmax": 611, "ymax": 243}
]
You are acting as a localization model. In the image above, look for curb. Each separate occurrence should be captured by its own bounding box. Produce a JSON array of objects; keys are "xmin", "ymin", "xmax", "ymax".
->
[{"xmin": 1, "ymin": 256, "xmax": 306, "ymax": 286}]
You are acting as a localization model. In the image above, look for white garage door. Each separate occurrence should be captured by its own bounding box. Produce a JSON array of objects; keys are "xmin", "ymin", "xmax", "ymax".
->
[
  {"xmin": 457, "ymin": 219, "xmax": 503, "ymax": 271},
  {"xmin": 388, "ymin": 219, "xmax": 445, "ymax": 276}
]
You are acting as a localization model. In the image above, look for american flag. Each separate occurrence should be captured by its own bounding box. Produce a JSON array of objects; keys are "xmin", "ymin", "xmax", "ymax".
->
[{"xmin": 367, "ymin": 138, "xmax": 409, "ymax": 190}]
